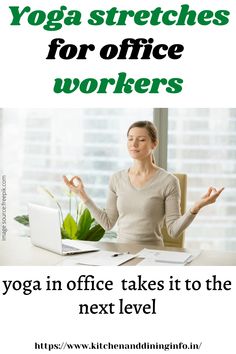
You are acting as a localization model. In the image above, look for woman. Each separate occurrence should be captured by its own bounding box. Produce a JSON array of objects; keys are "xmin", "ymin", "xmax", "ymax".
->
[{"xmin": 63, "ymin": 121, "xmax": 224, "ymax": 246}]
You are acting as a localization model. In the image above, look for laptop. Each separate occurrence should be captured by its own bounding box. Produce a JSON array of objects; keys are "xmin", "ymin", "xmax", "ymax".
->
[{"xmin": 28, "ymin": 203, "xmax": 99, "ymax": 255}]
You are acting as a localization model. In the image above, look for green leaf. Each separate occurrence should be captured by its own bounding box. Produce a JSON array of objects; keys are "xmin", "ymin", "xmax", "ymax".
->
[
  {"xmin": 63, "ymin": 213, "xmax": 78, "ymax": 240},
  {"xmin": 61, "ymin": 227, "xmax": 71, "ymax": 240},
  {"xmin": 84, "ymin": 224, "xmax": 105, "ymax": 241},
  {"xmin": 14, "ymin": 215, "xmax": 29, "ymax": 226},
  {"xmin": 75, "ymin": 208, "xmax": 93, "ymax": 240}
]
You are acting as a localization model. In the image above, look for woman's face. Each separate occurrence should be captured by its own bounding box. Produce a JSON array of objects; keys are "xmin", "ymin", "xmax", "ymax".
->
[{"xmin": 127, "ymin": 127, "xmax": 157, "ymax": 160}]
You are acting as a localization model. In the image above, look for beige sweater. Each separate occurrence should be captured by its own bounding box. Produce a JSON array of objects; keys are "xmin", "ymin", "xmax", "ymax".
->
[{"xmin": 85, "ymin": 168, "xmax": 196, "ymax": 245}]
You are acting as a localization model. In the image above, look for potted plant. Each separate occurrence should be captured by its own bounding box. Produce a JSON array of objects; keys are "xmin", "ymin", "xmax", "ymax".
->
[{"xmin": 14, "ymin": 187, "xmax": 105, "ymax": 241}]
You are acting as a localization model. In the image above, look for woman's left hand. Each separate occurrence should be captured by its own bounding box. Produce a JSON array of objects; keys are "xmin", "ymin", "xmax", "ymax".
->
[{"xmin": 191, "ymin": 187, "xmax": 224, "ymax": 214}]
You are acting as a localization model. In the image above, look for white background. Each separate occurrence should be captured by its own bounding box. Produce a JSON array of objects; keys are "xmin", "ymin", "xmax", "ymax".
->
[
  {"xmin": 0, "ymin": 0, "xmax": 235, "ymax": 107},
  {"xmin": 0, "ymin": 1, "xmax": 235, "ymax": 353},
  {"xmin": 0, "ymin": 267, "xmax": 235, "ymax": 354}
]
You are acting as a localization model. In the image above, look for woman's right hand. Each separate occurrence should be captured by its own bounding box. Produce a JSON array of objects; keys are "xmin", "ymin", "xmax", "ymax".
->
[{"xmin": 63, "ymin": 175, "xmax": 89, "ymax": 203}]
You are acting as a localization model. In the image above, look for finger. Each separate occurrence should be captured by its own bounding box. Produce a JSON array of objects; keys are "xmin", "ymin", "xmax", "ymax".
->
[
  {"xmin": 202, "ymin": 187, "xmax": 213, "ymax": 198},
  {"xmin": 63, "ymin": 176, "xmax": 71, "ymax": 186},
  {"xmin": 68, "ymin": 177, "xmax": 77, "ymax": 186},
  {"xmin": 219, "ymin": 187, "xmax": 225, "ymax": 193},
  {"xmin": 208, "ymin": 188, "xmax": 224, "ymax": 203},
  {"xmin": 71, "ymin": 176, "xmax": 81, "ymax": 182},
  {"xmin": 214, "ymin": 187, "xmax": 225, "ymax": 197},
  {"xmin": 71, "ymin": 176, "xmax": 84, "ymax": 188},
  {"xmin": 208, "ymin": 188, "xmax": 217, "ymax": 198},
  {"xmin": 69, "ymin": 176, "xmax": 75, "ymax": 183},
  {"xmin": 210, "ymin": 186, "xmax": 224, "ymax": 195},
  {"xmin": 71, "ymin": 176, "xmax": 80, "ymax": 185}
]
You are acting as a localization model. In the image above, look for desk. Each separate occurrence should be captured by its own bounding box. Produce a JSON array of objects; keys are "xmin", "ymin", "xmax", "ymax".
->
[{"xmin": 1, "ymin": 236, "xmax": 236, "ymax": 265}]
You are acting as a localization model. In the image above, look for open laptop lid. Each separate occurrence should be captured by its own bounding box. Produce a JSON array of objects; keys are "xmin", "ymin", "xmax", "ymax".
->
[{"xmin": 28, "ymin": 203, "xmax": 63, "ymax": 254}]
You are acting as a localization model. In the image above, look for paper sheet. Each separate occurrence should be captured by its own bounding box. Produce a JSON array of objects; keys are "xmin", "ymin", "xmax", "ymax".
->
[
  {"xmin": 57, "ymin": 250, "xmax": 136, "ymax": 266},
  {"xmin": 137, "ymin": 258, "xmax": 185, "ymax": 266},
  {"xmin": 136, "ymin": 248, "xmax": 193, "ymax": 264}
]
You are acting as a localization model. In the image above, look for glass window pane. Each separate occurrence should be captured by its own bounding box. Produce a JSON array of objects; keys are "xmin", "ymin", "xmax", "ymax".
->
[
  {"xmin": 1, "ymin": 108, "xmax": 153, "ymax": 236},
  {"xmin": 168, "ymin": 108, "xmax": 236, "ymax": 251}
]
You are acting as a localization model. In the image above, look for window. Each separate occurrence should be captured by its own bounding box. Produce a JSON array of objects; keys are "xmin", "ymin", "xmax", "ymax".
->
[
  {"xmin": 0, "ymin": 108, "xmax": 152, "ymax": 235},
  {"xmin": 168, "ymin": 108, "xmax": 236, "ymax": 251},
  {"xmin": 1, "ymin": 107, "xmax": 235, "ymax": 250}
]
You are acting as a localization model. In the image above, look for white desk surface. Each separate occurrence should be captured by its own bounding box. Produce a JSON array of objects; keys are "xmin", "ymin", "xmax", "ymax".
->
[{"xmin": 1, "ymin": 236, "xmax": 236, "ymax": 266}]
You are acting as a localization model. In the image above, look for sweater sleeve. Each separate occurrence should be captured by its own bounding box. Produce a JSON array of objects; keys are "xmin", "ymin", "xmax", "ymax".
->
[
  {"xmin": 165, "ymin": 176, "xmax": 197, "ymax": 239},
  {"xmin": 84, "ymin": 175, "xmax": 119, "ymax": 231}
]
